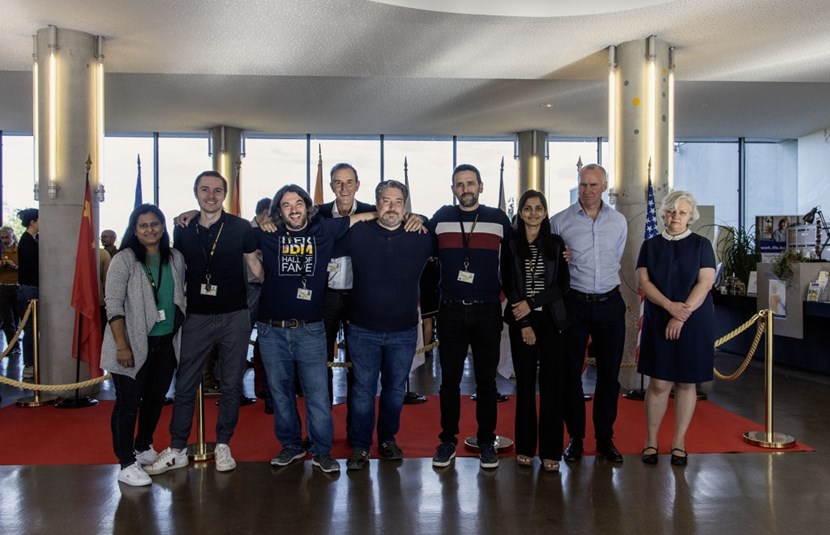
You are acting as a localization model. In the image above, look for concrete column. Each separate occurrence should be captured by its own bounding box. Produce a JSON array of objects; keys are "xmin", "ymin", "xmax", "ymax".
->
[
  {"xmin": 209, "ymin": 126, "xmax": 243, "ymax": 214},
  {"xmin": 516, "ymin": 130, "xmax": 547, "ymax": 196},
  {"xmin": 609, "ymin": 37, "xmax": 673, "ymax": 388},
  {"xmin": 34, "ymin": 26, "xmax": 103, "ymax": 390}
]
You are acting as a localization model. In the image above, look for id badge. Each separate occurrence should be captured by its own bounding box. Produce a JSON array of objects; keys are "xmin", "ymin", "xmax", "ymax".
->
[
  {"xmin": 297, "ymin": 288, "xmax": 312, "ymax": 301},
  {"xmin": 200, "ymin": 283, "xmax": 218, "ymax": 296},
  {"xmin": 457, "ymin": 270, "xmax": 475, "ymax": 284},
  {"xmin": 156, "ymin": 309, "xmax": 166, "ymax": 322},
  {"xmin": 327, "ymin": 261, "xmax": 340, "ymax": 273}
]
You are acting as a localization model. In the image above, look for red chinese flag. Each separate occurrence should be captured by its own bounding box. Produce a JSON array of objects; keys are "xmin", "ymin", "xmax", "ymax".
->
[
  {"xmin": 71, "ymin": 178, "xmax": 103, "ymax": 377},
  {"xmin": 231, "ymin": 167, "xmax": 242, "ymax": 216},
  {"xmin": 313, "ymin": 146, "xmax": 324, "ymax": 206}
]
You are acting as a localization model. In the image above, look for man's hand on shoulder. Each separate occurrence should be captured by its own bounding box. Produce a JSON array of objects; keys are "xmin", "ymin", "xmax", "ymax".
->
[
  {"xmin": 404, "ymin": 213, "xmax": 428, "ymax": 234},
  {"xmin": 174, "ymin": 210, "xmax": 198, "ymax": 228}
]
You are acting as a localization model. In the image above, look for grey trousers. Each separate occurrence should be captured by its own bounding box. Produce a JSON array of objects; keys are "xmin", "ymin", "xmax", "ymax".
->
[{"xmin": 169, "ymin": 310, "xmax": 250, "ymax": 449}]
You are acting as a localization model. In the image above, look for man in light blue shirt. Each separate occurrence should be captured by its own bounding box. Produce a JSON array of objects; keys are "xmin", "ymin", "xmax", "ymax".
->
[{"xmin": 551, "ymin": 163, "xmax": 628, "ymax": 463}]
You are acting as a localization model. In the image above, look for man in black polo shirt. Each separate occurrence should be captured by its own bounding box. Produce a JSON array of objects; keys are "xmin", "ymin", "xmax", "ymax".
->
[
  {"xmin": 257, "ymin": 184, "xmax": 375, "ymax": 474},
  {"xmin": 147, "ymin": 171, "xmax": 263, "ymax": 476},
  {"xmin": 341, "ymin": 180, "xmax": 435, "ymax": 470}
]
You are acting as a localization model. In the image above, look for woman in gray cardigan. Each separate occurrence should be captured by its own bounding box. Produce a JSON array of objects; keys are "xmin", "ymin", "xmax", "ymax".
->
[{"xmin": 103, "ymin": 204, "xmax": 186, "ymax": 486}]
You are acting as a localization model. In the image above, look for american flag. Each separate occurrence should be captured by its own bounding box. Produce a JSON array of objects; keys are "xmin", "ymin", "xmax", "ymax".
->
[{"xmin": 636, "ymin": 179, "xmax": 658, "ymax": 361}]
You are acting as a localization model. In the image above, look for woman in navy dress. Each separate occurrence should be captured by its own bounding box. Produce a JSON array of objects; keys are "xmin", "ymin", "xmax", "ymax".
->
[{"xmin": 637, "ymin": 191, "xmax": 715, "ymax": 466}]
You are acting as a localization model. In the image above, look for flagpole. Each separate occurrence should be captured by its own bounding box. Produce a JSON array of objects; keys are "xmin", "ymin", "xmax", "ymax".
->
[
  {"xmin": 57, "ymin": 156, "xmax": 99, "ymax": 408},
  {"xmin": 403, "ymin": 155, "xmax": 426, "ymax": 405}
]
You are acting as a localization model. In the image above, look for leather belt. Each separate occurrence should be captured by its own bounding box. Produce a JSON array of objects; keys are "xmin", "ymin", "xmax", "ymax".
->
[
  {"xmin": 569, "ymin": 287, "xmax": 620, "ymax": 302},
  {"xmin": 442, "ymin": 300, "xmax": 493, "ymax": 306},
  {"xmin": 270, "ymin": 319, "xmax": 307, "ymax": 328},
  {"xmin": 327, "ymin": 288, "xmax": 351, "ymax": 294}
]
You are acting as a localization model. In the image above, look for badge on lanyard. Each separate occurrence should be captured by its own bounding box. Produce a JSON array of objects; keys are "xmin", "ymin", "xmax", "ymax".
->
[
  {"xmin": 457, "ymin": 270, "xmax": 475, "ymax": 284},
  {"xmin": 156, "ymin": 309, "xmax": 166, "ymax": 322},
  {"xmin": 327, "ymin": 261, "xmax": 339, "ymax": 273},
  {"xmin": 297, "ymin": 288, "xmax": 312, "ymax": 301}
]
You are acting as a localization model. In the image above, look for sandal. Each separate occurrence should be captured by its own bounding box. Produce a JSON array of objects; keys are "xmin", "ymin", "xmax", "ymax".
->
[
  {"xmin": 516, "ymin": 454, "xmax": 533, "ymax": 466},
  {"xmin": 670, "ymin": 448, "xmax": 688, "ymax": 466},
  {"xmin": 641, "ymin": 446, "xmax": 658, "ymax": 465},
  {"xmin": 542, "ymin": 459, "xmax": 560, "ymax": 472}
]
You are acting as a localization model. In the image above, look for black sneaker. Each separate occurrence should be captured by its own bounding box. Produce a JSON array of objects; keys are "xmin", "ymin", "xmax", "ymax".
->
[
  {"xmin": 312, "ymin": 453, "xmax": 341, "ymax": 473},
  {"xmin": 379, "ymin": 442, "xmax": 403, "ymax": 461},
  {"xmin": 346, "ymin": 449, "xmax": 370, "ymax": 471},
  {"xmin": 432, "ymin": 442, "xmax": 456, "ymax": 467},
  {"xmin": 479, "ymin": 442, "xmax": 499, "ymax": 469}
]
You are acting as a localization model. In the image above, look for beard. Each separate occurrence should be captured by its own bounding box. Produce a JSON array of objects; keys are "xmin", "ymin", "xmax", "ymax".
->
[
  {"xmin": 458, "ymin": 192, "xmax": 478, "ymax": 208},
  {"xmin": 379, "ymin": 211, "xmax": 403, "ymax": 228},
  {"xmin": 284, "ymin": 213, "xmax": 308, "ymax": 230}
]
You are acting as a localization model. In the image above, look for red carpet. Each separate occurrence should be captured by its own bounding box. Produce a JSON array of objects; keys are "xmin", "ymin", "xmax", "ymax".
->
[{"xmin": 0, "ymin": 396, "xmax": 812, "ymax": 465}]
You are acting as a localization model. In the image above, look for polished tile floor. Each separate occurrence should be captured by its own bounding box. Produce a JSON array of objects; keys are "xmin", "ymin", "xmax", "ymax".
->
[{"xmin": 1, "ymin": 350, "xmax": 828, "ymax": 534}]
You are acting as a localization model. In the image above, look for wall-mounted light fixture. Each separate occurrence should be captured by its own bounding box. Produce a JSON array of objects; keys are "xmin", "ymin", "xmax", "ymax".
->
[
  {"xmin": 94, "ymin": 35, "xmax": 106, "ymax": 202},
  {"xmin": 47, "ymin": 24, "xmax": 59, "ymax": 199},
  {"xmin": 607, "ymin": 44, "xmax": 617, "ymax": 195},
  {"xmin": 667, "ymin": 46, "xmax": 676, "ymax": 190},
  {"xmin": 646, "ymin": 35, "xmax": 657, "ymax": 181},
  {"xmin": 32, "ymin": 35, "xmax": 39, "ymax": 201}
]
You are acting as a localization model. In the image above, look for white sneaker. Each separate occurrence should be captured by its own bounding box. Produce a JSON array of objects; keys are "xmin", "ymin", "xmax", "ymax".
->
[
  {"xmin": 118, "ymin": 462, "xmax": 152, "ymax": 486},
  {"xmin": 145, "ymin": 447, "xmax": 188, "ymax": 475},
  {"xmin": 214, "ymin": 443, "xmax": 237, "ymax": 472},
  {"xmin": 135, "ymin": 446, "xmax": 159, "ymax": 466}
]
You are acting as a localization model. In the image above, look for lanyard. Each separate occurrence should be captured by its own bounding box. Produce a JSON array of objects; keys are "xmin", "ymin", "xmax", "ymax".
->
[
  {"xmin": 458, "ymin": 212, "xmax": 479, "ymax": 270},
  {"xmin": 285, "ymin": 228, "xmax": 311, "ymax": 289},
  {"xmin": 196, "ymin": 220, "xmax": 225, "ymax": 282},
  {"xmin": 143, "ymin": 257, "xmax": 164, "ymax": 306}
]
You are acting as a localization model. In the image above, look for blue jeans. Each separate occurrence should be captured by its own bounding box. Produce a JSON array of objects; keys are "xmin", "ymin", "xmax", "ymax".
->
[
  {"xmin": 17, "ymin": 285, "xmax": 38, "ymax": 367},
  {"xmin": 257, "ymin": 321, "xmax": 333, "ymax": 456},
  {"xmin": 347, "ymin": 325, "xmax": 417, "ymax": 451}
]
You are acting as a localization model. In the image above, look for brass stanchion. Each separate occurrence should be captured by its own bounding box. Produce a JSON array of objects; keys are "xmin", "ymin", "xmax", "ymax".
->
[
  {"xmin": 17, "ymin": 299, "xmax": 58, "ymax": 407},
  {"xmin": 743, "ymin": 309, "xmax": 796, "ymax": 449},
  {"xmin": 186, "ymin": 382, "xmax": 216, "ymax": 462}
]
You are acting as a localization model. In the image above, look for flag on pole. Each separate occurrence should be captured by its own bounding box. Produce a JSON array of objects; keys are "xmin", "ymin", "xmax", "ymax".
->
[
  {"xmin": 313, "ymin": 145, "xmax": 324, "ymax": 206},
  {"xmin": 134, "ymin": 154, "xmax": 143, "ymax": 209},
  {"xmin": 71, "ymin": 175, "xmax": 103, "ymax": 378},
  {"xmin": 498, "ymin": 156, "xmax": 506, "ymax": 213},
  {"xmin": 403, "ymin": 157, "xmax": 412, "ymax": 214},
  {"xmin": 635, "ymin": 177, "xmax": 659, "ymax": 362},
  {"xmin": 231, "ymin": 156, "xmax": 242, "ymax": 216}
]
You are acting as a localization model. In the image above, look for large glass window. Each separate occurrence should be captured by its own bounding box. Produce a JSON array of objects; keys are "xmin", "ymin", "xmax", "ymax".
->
[
  {"xmin": 243, "ymin": 137, "xmax": 307, "ymax": 216},
  {"xmin": 456, "ymin": 138, "xmax": 515, "ymax": 216},
  {"xmin": 384, "ymin": 138, "xmax": 453, "ymax": 218},
  {"xmin": 310, "ymin": 136, "xmax": 381, "ymax": 205},
  {"xmin": 100, "ymin": 135, "xmax": 155, "ymax": 237},
  {"xmin": 157, "ymin": 136, "xmax": 210, "ymax": 234},
  {"xmin": 673, "ymin": 141, "xmax": 739, "ymax": 229},
  {"xmin": 745, "ymin": 140, "xmax": 798, "ymax": 228},
  {"xmin": 548, "ymin": 139, "xmax": 601, "ymax": 214},
  {"xmin": 1, "ymin": 134, "xmax": 36, "ymax": 228}
]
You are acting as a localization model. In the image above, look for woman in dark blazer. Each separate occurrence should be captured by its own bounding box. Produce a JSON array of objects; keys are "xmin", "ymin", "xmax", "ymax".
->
[{"xmin": 502, "ymin": 190, "xmax": 570, "ymax": 472}]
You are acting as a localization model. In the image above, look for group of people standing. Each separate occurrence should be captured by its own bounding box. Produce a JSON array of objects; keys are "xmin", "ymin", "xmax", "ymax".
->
[{"xmin": 101, "ymin": 160, "xmax": 714, "ymax": 487}]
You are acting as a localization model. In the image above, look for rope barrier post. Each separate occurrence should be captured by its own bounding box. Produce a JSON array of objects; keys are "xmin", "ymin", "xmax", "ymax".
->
[
  {"xmin": 186, "ymin": 381, "xmax": 216, "ymax": 462},
  {"xmin": 743, "ymin": 309, "xmax": 796, "ymax": 449},
  {"xmin": 17, "ymin": 299, "xmax": 58, "ymax": 407}
]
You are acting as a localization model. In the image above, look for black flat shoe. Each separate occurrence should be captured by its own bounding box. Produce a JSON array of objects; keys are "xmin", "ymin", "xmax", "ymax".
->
[
  {"xmin": 564, "ymin": 439, "xmax": 583, "ymax": 462},
  {"xmin": 670, "ymin": 448, "xmax": 688, "ymax": 466},
  {"xmin": 596, "ymin": 439, "xmax": 624, "ymax": 462},
  {"xmin": 641, "ymin": 446, "xmax": 658, "ymax": 465}
]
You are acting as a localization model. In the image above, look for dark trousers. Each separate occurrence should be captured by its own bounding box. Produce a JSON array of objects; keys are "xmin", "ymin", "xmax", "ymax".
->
[
  {"xmin": 437, "ymin": 301, "xmax": 502, "ymax": 446},
  {"xmin": 563, "ymin": 292, "xmax": 626, "ymax": 441},
  {"xmin": 110, "ymin": 334, "xmax": 177, "ymax": 468},
  {"xmin": 323, "ymin": 289, "xmax": 353, "ymax": 404},
  {"xmin": 509, "ymin": 311, "xmax": 566, "ymax": 460},
  {"xmin": 16, "ymin": 285, "xmax": 37, "ymax": 367},
  {"xmin": 0, "ymin": 285, "xmax": 19, "ymax": 352}
]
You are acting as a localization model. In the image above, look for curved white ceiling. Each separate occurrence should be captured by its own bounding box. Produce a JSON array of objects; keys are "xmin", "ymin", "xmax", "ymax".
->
[{"xmin": 369, "ymin": 0, "xmax": 673, "ymax": 17}]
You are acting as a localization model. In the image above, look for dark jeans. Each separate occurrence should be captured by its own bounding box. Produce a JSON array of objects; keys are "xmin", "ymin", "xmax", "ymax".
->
[
  {"xmin": 111, "ymin": 334, "xmax": 177, "ymax": 468},
  {"xmin": 347, "ymin": 325, "xmax": 417, "ymax": 451},
  {"xmin": 509, "ymin": 311, "xmax": 566, "ymax": 460},
  {"xmin": 0, "ymin": 284, "xmax": 19, "ymax": 352},
  {"xmin": 17, "ymin": 285, "xmax": 38, "ymax": 367},
  {"xmin": 437, "ymin": 301, "xmax": 502, "ymax": 446},
  {"xmin": 563, "ymin": 292, "xmax": 626, "ymax": 441},
  {"xmin": 169, "ymin": 310, "xmax": 250, "ymax": 449}
]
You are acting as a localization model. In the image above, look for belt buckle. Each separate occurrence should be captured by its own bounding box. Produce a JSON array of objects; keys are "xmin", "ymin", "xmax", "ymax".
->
[
  {"xmin": 286, "ymin": 319, "xmax": 299, "ymax": 328},
  {"xmin": 461, "ymin": 300, "xmax": 475, "ymax": 306}
]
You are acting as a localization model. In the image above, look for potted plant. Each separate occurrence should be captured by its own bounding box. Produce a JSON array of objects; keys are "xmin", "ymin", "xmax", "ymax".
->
[
  {"xmin": 770, "ymin": 249, "xmax": 808, "ymax": 287},
  {"xmin": 715, "ymin": 225, "xmax": 760, "ymax": 288}
]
